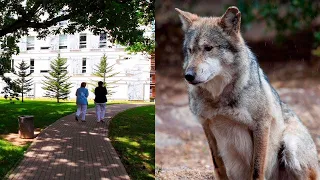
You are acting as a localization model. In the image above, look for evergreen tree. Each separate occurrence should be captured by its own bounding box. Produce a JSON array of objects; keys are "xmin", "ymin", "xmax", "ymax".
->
[
  {"xmin": 91, "ymin": 54, "xmax": 119, "ymax": 96},
  {"xmin": 42, "ymin": 54, "xmax": 72, "ymax": 103},
  {"xmin": 0, "ymin": 0, "xmax": 154, "ymax": 79},
  {"xmin": 13, "ymin": 60, "xmax": 33, "ymax": 102},
  {"xmin": 1, "ymin": 80, "xmax": 20, "ymax": 104}
]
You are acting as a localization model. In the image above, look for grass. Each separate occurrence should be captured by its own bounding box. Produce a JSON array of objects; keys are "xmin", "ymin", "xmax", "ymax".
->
[
  {"xmin": 0, "ymin": 99, "xmax": 154, "ymax": 179},
  {"xmin": 0, "ymin": 140, "xmax": 29, "ymax": 178},
  {"xmin": 0, "ymin": 98, "xmax": 153, "ymax": 134},
  {"xmin": 0, "ymin": 98, "xmax": 154, "ymax": 179},
  {"xmin": 13, "ymin": 97, "xmax": 155, "ymax": 105},
  {"xmin": 0, "ymin": 99, "xmax": 95, "ymax": 134},
  {"xmin": 0, "ymin": 98, "xmax": 95, "ymax": 179},
  {"xmin": 109, "ymin": 105, "xmax": 155, "ymax": 180}
]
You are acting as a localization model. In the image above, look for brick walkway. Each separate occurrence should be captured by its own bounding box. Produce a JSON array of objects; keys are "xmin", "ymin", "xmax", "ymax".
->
[{"xmin": 8, "ymin": 104, "xmax": 144, "ymax": 180}]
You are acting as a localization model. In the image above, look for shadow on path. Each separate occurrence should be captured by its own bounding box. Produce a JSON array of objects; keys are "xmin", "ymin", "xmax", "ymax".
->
[{"xmin": 8, "ymin": 104, "xmax": 146, "ymax": 180}]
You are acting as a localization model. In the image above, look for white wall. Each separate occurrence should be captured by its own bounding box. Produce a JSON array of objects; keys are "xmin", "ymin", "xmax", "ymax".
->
[{"xmin": 2, "ymin": 30, "xmax": 151, "ymax": 101}]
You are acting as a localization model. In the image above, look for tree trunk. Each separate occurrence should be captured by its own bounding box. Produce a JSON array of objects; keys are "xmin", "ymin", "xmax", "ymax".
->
[
  {"xmin": 57, "ymin": 89, "xmax": 59, "ymax": 103},
  {"xmin": 22, "ymin": 84, "xmax": 24, "ymax": 103}
]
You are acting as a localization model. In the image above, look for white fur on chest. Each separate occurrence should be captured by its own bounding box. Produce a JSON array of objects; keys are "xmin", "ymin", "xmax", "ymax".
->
[{"xmin": 210, "ymin": 116, "xmax": 253, "ymax": 179}]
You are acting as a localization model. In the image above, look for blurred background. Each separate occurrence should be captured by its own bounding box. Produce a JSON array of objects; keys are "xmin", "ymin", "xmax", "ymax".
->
[{"xmin": 155, "ymin": 0, "xmax": 320, "ymax": 179}]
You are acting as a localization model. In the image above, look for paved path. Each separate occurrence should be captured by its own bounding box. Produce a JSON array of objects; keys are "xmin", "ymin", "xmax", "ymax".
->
[{"xmin": 8, "ymin": 104, "xmax": 145, "ymax": 180}]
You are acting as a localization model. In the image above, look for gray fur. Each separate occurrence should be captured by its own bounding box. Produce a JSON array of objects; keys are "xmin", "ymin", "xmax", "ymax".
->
[{"xmin": 176, "ymin": 6, "xmax": 320, "ymax": 180}]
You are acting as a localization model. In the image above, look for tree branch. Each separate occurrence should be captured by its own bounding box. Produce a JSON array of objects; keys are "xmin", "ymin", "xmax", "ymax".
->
[
  {"xmin": 0, "ymin": 19, "xmax": 27, "ymax": 37},
  {"xmin": 28, "ymin": 0, "xmax": 43, "ymax": 14},
  {"xmin": 0, "ymin": 14, "xmax": 71, "ymax": 37},
  {"xmin": 0, "ymin": 0, "xmax": 45, "ymax": 37},
  {"xmin": 29, "ymin": 14, "xmax": 71, "ymax": 29}
]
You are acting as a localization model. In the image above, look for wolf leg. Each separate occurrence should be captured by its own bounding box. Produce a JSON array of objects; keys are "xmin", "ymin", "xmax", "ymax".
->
[
  {"xmin": 203, "ymin": 120, "xmax": 228, "ymax": 180},
  {"xmin": 251, "ymin": 123, "xmax": 270, "ymax": 180}
]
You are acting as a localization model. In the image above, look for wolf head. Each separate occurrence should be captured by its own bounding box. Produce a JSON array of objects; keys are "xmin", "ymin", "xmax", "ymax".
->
[{"xmin": 176, "ymin": 7, "xmax": 245, "ymax": 86}]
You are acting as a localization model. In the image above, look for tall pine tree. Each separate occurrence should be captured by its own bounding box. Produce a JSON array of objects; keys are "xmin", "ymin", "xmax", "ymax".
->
[
  {"xmin": 90, "ymin": 54, "xmax": 119, "ymax": 96},
  {"xmin": 42, "ymin": 54, "xmax": 72, "ymax": 103},
  {"xmin": 13, "ymin": 60, "xmax": 33, "ymax": 102}
]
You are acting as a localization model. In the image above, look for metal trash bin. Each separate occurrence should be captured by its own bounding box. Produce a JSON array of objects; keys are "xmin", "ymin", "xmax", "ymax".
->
[{"xmin": 18, "ymin": 115, "xmax": 34, "ymax": 139}]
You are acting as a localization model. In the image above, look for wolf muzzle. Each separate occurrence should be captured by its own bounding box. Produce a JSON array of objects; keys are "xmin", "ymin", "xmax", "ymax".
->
[{"xmin": 185, "ymin": 68, "xmax": 196, "ymax": 83}]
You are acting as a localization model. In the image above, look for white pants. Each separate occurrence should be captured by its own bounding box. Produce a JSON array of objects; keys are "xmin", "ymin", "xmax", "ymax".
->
[
  {"xmin": 95, "ymin": 103, "xmax": 106, "ymax": 121},
  {"xmin": 76, "ymin": 104, "xmax": 87, "ymax": 121}
]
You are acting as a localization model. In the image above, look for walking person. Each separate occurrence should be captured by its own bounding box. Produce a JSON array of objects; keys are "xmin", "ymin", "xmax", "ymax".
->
[
  {"xmin": 94, "ymin": 81, "xmax": 108, "ymax": 123},
  {"xmin": 75, "ymin": 82, "xmax": 89, "ymax": 122}
]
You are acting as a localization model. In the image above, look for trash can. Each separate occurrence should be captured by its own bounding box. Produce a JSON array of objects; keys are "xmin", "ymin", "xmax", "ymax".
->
[{"xmin": 18, "ymin": 115, "xmax": 34, "ymax": 139}]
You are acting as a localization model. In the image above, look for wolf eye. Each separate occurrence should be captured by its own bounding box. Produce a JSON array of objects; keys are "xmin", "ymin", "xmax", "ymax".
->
[
  {"xmin": 204, "ymin": 46, "xmax": 213, "ymax": 51},
  {"xmin": 188, "ymin": 48, "xmax": 192, "ymax": 53}
]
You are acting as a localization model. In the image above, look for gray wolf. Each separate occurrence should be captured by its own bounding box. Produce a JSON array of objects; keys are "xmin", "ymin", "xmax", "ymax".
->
[{"xmin": 176, "ymin": 6, "xmax": 320, "ymax": 180}]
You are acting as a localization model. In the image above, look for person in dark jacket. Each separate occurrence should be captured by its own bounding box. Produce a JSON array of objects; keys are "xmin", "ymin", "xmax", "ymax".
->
[{"xmin": 94, "ymin": 81, "xmax": 108, "ymax": 122}]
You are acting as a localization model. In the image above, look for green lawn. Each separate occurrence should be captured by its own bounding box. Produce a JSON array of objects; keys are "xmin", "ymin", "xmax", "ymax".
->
[
  {"xmin": 0, "ymin": 98, "xmax": 151, "ymax": 134},
  {"xmin": 109, "ymin": 105, "xmax": 155, "ymax": 180},
  {"xmin": 0, "ymin": 99, "xmax": 154, "ymax": 179},
  {"xmin": 0, "ymin": 99, "xmax": 96, "ymax": 134},
  {"xmin": 0, "ymin": 140, "xmax": 29, "ymax": 178},
  {"xmin": 0, "ymin": 98, "xmax": 96, "ymax": 179}
]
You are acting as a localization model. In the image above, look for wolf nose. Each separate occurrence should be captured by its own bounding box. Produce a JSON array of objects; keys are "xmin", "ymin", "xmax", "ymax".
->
[{"xmin": 185, "ymin": 72, "xmax": 195, "ymax": 82}]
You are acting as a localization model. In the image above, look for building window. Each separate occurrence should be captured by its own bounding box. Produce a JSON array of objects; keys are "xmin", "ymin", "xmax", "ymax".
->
[
  {"xmin": 99, "ymin": 33, "xmax": 107, "ymax": 48},
  {"xmin": 40, "ymin": 37, "xmax": 50, "ymax": 50},
  {"xmin": 27, "ymin": 36, "xmax": 35, "ymax": 50},
  {"xmin": 30, "ymin": 59, "xmax": 34, "ymax": 73},
  {"xmin": 82, "ymin": 58, "xmax": 86, "ymax": 73},
  {"xmin": 59, "ymin": 35, "xmax": 67, "ymax": 49},
  {"xmin": 79, "ymin": 34, "xmax": 87, "ymax": 49}
]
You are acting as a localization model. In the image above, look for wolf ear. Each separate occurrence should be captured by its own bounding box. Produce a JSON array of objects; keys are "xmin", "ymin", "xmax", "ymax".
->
[
  {"xmin": 220, "ymin": 6, "xmax": 241, "ymax": 33},
  {"xmin": 175, "ymin": 8, "xmax": 199, "ymax": 31}
]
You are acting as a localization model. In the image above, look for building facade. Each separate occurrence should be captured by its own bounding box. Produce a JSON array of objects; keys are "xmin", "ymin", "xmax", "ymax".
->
[{"xmin": 1, "ymin": 29, "xmax": 151, "ymax": 101}]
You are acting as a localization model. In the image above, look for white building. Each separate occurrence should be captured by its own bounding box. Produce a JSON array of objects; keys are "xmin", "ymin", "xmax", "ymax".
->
[{"xmin": 1, "ymin": 28, "xmax": 151, "ymax": 101}]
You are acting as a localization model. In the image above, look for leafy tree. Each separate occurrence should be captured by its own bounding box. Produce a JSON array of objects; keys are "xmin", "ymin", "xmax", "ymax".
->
[
  {"xmin": 1, "ymin": 86, "xmax": 20, "ymax": 104},
  {"xmin": 234, "ymin": 0, "xmax": 319, "ymax": 44},
  {"xmin": 0, "ymin": 0, "xmax": 154, "ymax": 43},
  {"xmin": 0, "ymin": 36, "xmax": 20, "ymax": 95},
  {"xmin": 13, "ymin": 60, "xmax": 33, "ymax": 102},
  {"xmin": 42, "ymin": 54, "xmax": 72, "ymax": 103},
  {"xmin": 125, "ymin": 39, "xmax": 155, "ymax": 55},
  {"xmin": 126, "ymin": 21, "xmax": 155, "ymax": 55},
  {"xmin": 1, "ymin": 58, "xmax": 21, "ymax": 103},
  {"xmin": 230, "ymin": 0, "xmax": 320, "ymax": 65},
  {"xmin": 0, "ymin": 0, "xmax": 154, "ymax": 91},
  {"xmin": 91, "ymin": 54, "xmax": 119, "ymax": 96}
]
